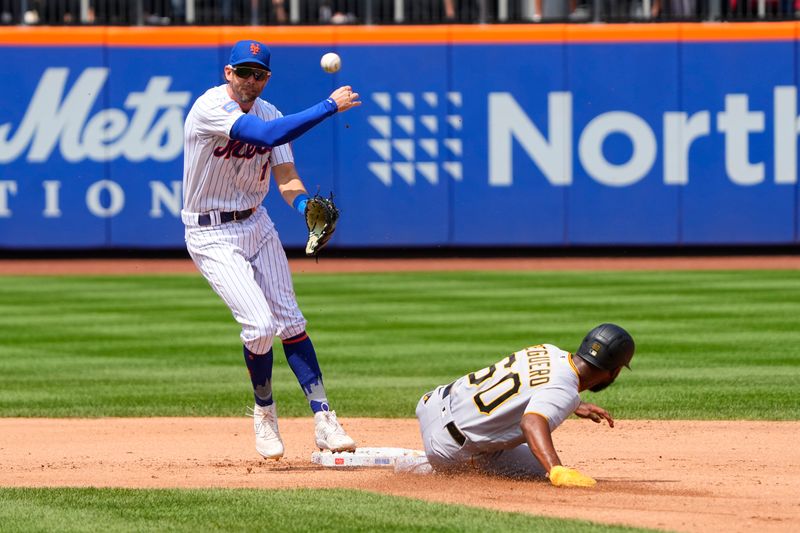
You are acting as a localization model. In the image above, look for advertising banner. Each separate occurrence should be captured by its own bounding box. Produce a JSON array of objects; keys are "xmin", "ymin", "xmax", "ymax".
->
[{"xmin": 0, "ymin": 24, "xmax": 797, "ymax": 248}]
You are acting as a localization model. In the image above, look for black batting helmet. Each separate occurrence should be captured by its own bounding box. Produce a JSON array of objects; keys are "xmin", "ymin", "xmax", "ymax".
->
[{"xmin": 575, "ymin": 323, "xmax": 635, "ymax": 371}]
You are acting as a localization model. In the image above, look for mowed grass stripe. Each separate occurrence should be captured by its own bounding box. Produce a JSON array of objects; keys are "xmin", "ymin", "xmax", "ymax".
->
[
  {"xmin": 0, "ymin": 487, "xmax": 652, "ymax": 533},
  {"xmin": 0, "ymin": 271, "xmax": 798, "ymax": 419}
]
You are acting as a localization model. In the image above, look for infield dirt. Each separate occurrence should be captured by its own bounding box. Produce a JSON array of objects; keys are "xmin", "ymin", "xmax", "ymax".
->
[
  {"xmin": 1, "ymin": 418, "xmax": 798, "ymax": 533},
  {"xmin": 2, "ymin": 256, "xmax": 800, "ymax": 275}
]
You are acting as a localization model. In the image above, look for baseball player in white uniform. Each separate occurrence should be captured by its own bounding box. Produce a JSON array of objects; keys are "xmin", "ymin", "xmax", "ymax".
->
[
  {"xmin": 415, "ymin": 324, "xmax": 635, "ymax": 486},
  {"xmin": 181, "ymin": 39, "xmax": 361, "ymax": 460}
]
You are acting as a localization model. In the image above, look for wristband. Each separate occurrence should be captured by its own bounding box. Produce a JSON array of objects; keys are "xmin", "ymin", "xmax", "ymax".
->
[
  {"xmin": 293, "ymin": 193, "xmax": 310, "ymax": 215},
  {"xmin": 325, "ymin": 97, "xmax": 338, "ymax": 113}
]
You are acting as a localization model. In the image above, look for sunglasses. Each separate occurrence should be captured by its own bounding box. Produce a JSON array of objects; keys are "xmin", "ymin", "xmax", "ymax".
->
[{"xmin": 232, "ymin": 66, "xmax": 270, "ymax": 81}]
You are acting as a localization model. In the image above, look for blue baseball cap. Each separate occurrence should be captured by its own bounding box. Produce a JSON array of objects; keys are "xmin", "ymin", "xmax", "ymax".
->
[{"xmin": 229, "ymin": 40, "xmax": 271, "ymax": 71}]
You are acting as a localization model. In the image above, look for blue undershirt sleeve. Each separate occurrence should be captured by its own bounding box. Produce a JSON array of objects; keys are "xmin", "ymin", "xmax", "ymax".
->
[{"xmin": 229, "ymin": 98, "xmax": 338, "ymax": 148}]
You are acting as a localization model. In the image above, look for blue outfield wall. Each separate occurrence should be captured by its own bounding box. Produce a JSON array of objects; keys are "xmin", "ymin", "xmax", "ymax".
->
[{"xmin": 0, "ymin": 26, "xmax": 798, "ymax": 249}]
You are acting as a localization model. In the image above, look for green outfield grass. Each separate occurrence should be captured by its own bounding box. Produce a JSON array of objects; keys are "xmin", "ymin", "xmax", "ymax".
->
[
  {"xmin": 0, "ymin": 270, "xmax": 798, "ymax": 419},
  {"xmin": 0, "ymin": 487, "xmax": 651, "ymax": 532}
]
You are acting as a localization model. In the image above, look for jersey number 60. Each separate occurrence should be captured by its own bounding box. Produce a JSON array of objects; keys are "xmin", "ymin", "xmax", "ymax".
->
[{"xmin": 468, "ymin": 354, "xmax": 522, "ymax": 415}]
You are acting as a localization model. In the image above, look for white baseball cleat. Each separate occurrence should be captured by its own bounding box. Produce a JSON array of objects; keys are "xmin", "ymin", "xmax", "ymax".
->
[
  {"xmin": 314, "ymin": 410, "xmax": 356, "ymax": 452},
  {"xmin": 252, "ymin": 403, "xmax": 284, "ymax": 460}
]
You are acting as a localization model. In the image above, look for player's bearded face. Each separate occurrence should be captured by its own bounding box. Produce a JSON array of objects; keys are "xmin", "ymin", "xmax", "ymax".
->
[{"xmin": 226, "ymin": 65, "xmax": 268, "ymax": 104}]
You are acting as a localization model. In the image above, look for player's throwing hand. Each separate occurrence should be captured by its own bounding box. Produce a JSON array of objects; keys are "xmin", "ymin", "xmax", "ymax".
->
[{"xmin": 330, "ymin": 86, "xmax": 361, "ymax": 112}]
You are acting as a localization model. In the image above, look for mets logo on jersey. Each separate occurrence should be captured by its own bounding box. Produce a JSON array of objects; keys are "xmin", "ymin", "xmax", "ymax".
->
[
  {"xmin": 213, "ymin": 139, "xmax": 270, "ymax": 160},
  {"xmin": 250, "ymin": 43, "xmax": 260, "ymax": 55}
]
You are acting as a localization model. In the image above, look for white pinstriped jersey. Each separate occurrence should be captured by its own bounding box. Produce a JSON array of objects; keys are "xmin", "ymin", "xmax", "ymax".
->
[
  {"xmin": 182, "ymin": 84, "xmax": 294, "ymax": 214},
  {"xmin": 447, "ymin": 344, "xmax": 581, "ymax": 448}
]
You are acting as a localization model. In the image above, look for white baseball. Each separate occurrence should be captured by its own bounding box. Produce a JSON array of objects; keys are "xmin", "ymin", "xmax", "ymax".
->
[{"xmin": 320, "ymin": 52, "xmax": 341, "ymax": 74}]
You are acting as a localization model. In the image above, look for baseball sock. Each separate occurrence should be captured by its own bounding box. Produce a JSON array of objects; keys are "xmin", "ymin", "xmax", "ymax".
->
[
  {"xmin": 243, "ymin": 346, "xmax": 274, "ymax": 407},
  {"xmin": 282, "ymin": 331, "xmax": 329, "ymax": 413}
]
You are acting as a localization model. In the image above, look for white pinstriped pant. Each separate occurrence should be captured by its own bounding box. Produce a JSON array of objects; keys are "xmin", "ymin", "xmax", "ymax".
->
[{"xmin": 185, "ymin": 206, "xmax": 306, "ymax": 354}]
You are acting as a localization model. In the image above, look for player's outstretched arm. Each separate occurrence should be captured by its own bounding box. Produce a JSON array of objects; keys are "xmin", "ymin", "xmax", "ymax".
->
[
  {"xmin": 229, "ymin": 85, "xmax": 361, "ymax": 149},
  {"xmin": 520, "ymin": 412, "xmax": 561, "ymax": 472},
  {"xmin": 521, "ymin": 413, "xmax": 596, "ymax": 488},
  {"xmin": 230, "ymin": 99, "xmax": 336, "ymax": 148}
]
